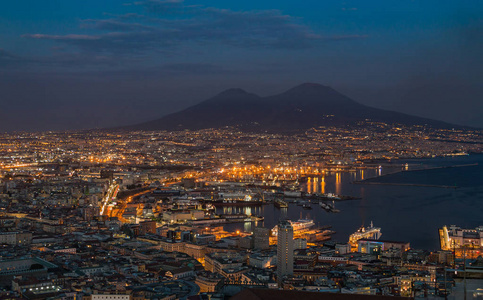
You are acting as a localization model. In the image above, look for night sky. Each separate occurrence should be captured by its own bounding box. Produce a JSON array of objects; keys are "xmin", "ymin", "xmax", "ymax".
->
[{"xmin": 1, "ymin": 0, "xmax": 482, "ymax": 131}]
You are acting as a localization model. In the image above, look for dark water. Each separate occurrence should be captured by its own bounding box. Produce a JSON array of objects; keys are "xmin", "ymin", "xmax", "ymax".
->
[{"xmin": 217, "ymin": 154, "xmax": 483, "ymax": 250}]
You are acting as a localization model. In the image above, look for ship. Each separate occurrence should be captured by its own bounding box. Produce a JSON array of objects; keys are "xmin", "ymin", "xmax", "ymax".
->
[
  {"xmin": 348, "ymin": 221, "xmax": 382, "ymax": 251},
  {"xmin": 210, "ymin": 192, "xmax": 263, "ymax": 206},
  {"xmin": 271, "ymin": 218, "xmax": 315, "ymax": 236},
  {"xmin": 307, "ymin": 193, "xmax": 360, "ymax": 201},
  {"xmin": 319, "ymin": 201, "xmax": 340, "ymax": 213},
  {"xmin": 274, "ymin": 198, "xmax": 288, "ymax": 208},
  {"xmin": 303, "ymin": 204, "xmax": 312, "ymax": 210},
  {"xmin": 283, "ymin": 190, "xmax": 302, "ymax": 198}
]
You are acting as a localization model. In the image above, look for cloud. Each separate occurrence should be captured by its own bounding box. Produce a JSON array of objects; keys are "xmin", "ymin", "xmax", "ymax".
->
[
  {"xmin": 80, "ymin": 19, "xmax": 156, "ymax": 32},
  {"xmin": 162, "ymin": 63, "xmax": 229, "ymax": 74},
  {"xmin": 322, "ymin": 35, "xmax": 368, "ymax": 41},
  {"xmin": 24, "ymin": 34, "xmax": 101, "ymax": 40},
  {"xmin": 22, "ymin": 1, "xmax": 367, "ymax": 58},
  {"xmin": 0, "ymin": 48, "xmax": 133, "ymax": 69},
  {"xmin": 0, "ymin": 49, "xmax": 31, "ymax": 66},
  {"xmin": 0, "ymin": 49, "xmax": 19, "ymax": 59}
]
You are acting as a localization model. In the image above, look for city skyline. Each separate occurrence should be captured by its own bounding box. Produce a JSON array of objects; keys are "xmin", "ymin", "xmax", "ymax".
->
[
  {"xmin": 0, "ymin": 128, "xmax": 481, "ymax": 298},
  {"xmin": 0, "ymin": 1, "xmax": 482, "ymax": 299}
]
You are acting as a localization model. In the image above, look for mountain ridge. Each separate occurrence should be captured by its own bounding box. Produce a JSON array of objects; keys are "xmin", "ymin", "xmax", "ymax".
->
[{"xmin": 122, "ymin": 83, "xmax": 463, "ymax": 132}]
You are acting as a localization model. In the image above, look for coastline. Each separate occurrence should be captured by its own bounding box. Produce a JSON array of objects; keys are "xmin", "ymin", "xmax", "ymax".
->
[{"xmin": 352, "ymin": 160, "xmax": 479, "ymax": 188}]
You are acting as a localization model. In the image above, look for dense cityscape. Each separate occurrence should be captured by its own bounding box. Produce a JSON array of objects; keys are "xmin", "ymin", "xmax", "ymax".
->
[
  {"xmin": 2, "ymin": 0, "xmax": 483, "ymax": 299},
  {"xmin": 0, "ymin": 123, "xmax": 482, "ymax": 299}
]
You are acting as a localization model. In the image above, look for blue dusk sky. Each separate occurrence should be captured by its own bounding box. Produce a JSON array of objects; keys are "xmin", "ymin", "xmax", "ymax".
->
[{"xmin": 0, "ymin": 0, "xmax": 482, "ymax": 131}]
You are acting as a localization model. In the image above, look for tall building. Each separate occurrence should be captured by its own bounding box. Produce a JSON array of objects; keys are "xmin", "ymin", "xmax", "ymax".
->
[
  {"xmin": 277, "ymin": 220, "xmax": 294, "ymax": 282},
  {"xmin": 254, "ymin": 227, "xmax": 270, "ymax": 250},
  {"xmin": 294, "ymin": 238, "xmax": 307, "ymax": 250}
]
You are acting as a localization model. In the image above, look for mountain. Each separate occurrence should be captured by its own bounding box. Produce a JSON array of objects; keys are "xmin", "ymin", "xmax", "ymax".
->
[
  {"xmin": 124, "ymin": 83, "xmax": 460, "ymax": 132},
  {"xmin": 389, "ymin": 85, "xmax": 483, "ymax": 128}
]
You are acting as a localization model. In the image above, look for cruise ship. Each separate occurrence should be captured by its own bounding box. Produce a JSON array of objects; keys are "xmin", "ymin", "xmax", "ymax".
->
[
  {"xmin": 348, "ymin": 222, "xmax": 382, "ymax": 251},
  {"xmin": 271, "ymin": 218, "xmax": 315, "ymax": 236},
  {"xmin": 210, "ymin": 192, "xmax": 263, "ymax": 206}
]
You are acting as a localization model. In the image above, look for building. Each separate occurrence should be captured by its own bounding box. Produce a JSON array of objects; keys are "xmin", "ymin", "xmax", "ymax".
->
[
  {"xmin": 12, "ymin": 277, "xmax": 63, "ymax": 294},
  {"xmin": 238, "ymin": 236, "xmax": 253, "ymax": 249},
  {"xmin": 138, "ymin": 220, "xmax": 156, "ymax": 235},
  {"xmin": 183, "ymin": 243, "xmax": 206, "ymax": 261},
  {"xmin": 357, "ymin": 239, "xmax": 410, "ymax": 254},
  {"xmin": 293, "ymin": 249, "xmax": 317, "ymax": 270},
  {"xmin": 91, "ymin": 294, "xmax": 131, "ymax": 300},
  {"xmin": 254, "ymin": 227, "xmax": 270, "ymax": 250},
  {"xmin": 249, "ymin": 252, "xmax": 276, "ymax": 269},
  {"xmin": 0, "ymin": 257, "xmax": 57, "ymax": 286},
  {"xmin": 0, "ymin": 231, "xmax": 32, "ymax": 245},
  {"xmin": 231, "ymin": 288, "xmax": 411, "ymax": 300},
  {"xmin": 195, "ymin": 234, "xmax": 216, "ymax": 245},
  {"xmin": 439, "ymin": 225, "xmax": 483, "ymax": 258},
  {"xmin": 195, "ymin": 271, "xmax": 223, "ymax": 293},
  {"xmin": 165, "ymin": 266, "xmax": 195, "ymax": 280},
  {"xmin": 335, "ymin": 243, "xmax": 351, "ymax": 255},
  {"xmin": 277, "ymin": 220, "xmax": 294, "ymax": 282},
  {"xmin": 204, "ymin": 252, "xmax": 244, "ymax": 275},
  {"xmin": 294, "ymin": 238, "xmax": 307, "ymax": 250}
]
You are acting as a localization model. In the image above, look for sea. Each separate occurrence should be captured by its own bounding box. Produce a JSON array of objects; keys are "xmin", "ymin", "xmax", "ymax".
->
[{"xmin": 216, "ymin": 154, "xmax": 483, "ymax": 250}]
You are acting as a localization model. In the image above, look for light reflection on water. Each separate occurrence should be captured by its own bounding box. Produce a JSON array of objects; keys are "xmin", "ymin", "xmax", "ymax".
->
[
  {"xmin": 222, "ymin": 206, "xmax": 260, "ymax": 215},
  {"xmin": 217, "ymin": 155, "xmax": 483, "ymax": 250}
]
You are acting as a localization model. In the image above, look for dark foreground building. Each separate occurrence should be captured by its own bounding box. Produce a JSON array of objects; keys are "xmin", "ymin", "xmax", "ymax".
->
[{"xmin": 231, "ymin": 289, "xmax": 412, "ymax": 300}]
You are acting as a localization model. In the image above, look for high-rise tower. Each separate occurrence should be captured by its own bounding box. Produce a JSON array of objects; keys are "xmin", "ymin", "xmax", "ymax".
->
[{"xmin": 277, "ymin": 220, "xmax": 294, "ymax": 283}]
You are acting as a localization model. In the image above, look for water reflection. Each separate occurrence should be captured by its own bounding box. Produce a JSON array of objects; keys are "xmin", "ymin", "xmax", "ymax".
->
[
  {"xmin": 335, "ymin": 173, "xmax": 341, "ymax": 195},
  {"xmin": 222, "ymin": 206, "xmax": 260, "ymax": 216},
  {"xmin": 280, "ymin": 207, "xmax": 287, "ymax": 219},
  {"xmin": 218, "ymin": 155, "xmax": 483, "ymax": 250},
  {"xmin": 244, "ymin": 221, "xmax": 252, "ymax": 232},
  {"xmin": 306, "ymin": 176, "xmax": 326, "ymax": 194}
]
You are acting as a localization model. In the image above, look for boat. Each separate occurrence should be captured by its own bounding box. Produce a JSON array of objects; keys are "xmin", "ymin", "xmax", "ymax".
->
[
  {"xmin": 303, "ymin": 204, "xmax": 312, "ymax": 210},
  {"xmin": 307, "ymin": 193, "xmax": 360, "ymax": 201},
  {"xmin": 274, "ymin": 198, "xmax": 288, "ymax": 208},
  {"xmin": 271, "ymin": 218, "xmax": 315, "ymax": 236},
  {"xmin": 283, "ymin": 190, "xmax": 302, "ymax": 198},
  {"xmin": 348, "ymin": 221, "xmax": 382, "ymax": 251},
  {"xmin": 251, "ymin": 215, "xmax": 264, "ymax": 222},
  {"xmin": 319, "ymin": 201, "xmax": 339, "ymax": 213},
  {"xmin": 210, "ymin": 192, "xmax": 263, "ymax": 206},
  {"xmin": 220, "ymin": 213, "xmax": 248, "ymax": 220}
]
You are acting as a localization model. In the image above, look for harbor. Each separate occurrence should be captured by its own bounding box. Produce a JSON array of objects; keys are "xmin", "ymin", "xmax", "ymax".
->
[{"xmin": 216, "ymin": 154, "xmax": 483, "ymax": 249}]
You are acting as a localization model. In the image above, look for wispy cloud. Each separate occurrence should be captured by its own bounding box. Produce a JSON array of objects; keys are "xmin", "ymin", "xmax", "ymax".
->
[
  {"xmin": 0, "ymin": 49, "xmax": 19, "ymax": 59},
  {"xmin": 24, "ymin": 34, "xmax": 101, "ymax": 40},
  {"xmin": 0, "ymin": 49, "xmax": 31, "ymax": 66},
  {"xmin": 21, "ymin": 0, "xmax": 367, "ymax": 59},
  {"xmin": 0, "ymin": 48, "xmax": 134, "ymax": 69}
]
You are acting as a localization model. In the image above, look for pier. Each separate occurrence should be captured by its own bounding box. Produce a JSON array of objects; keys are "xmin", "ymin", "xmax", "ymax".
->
[
  {"xmin": 352, "ymin": 181, "xmax": 458, "ymax": 189},
  {"xmin": 352, "ymin": 163, "xmax": 478, "ymax": 188}
]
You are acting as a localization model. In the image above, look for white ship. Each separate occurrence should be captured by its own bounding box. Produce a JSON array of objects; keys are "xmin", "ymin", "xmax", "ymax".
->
[
  {"xmin": 271, "ymin": 218, "xmax": 315, "ymax": 236},
  {"xmin": 348, "ymin": 221, "xmax": 382, "ymax": 250},
  {"xmin": 218, "ymin": 192, "xmax": 255, "ymax": 201}
]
